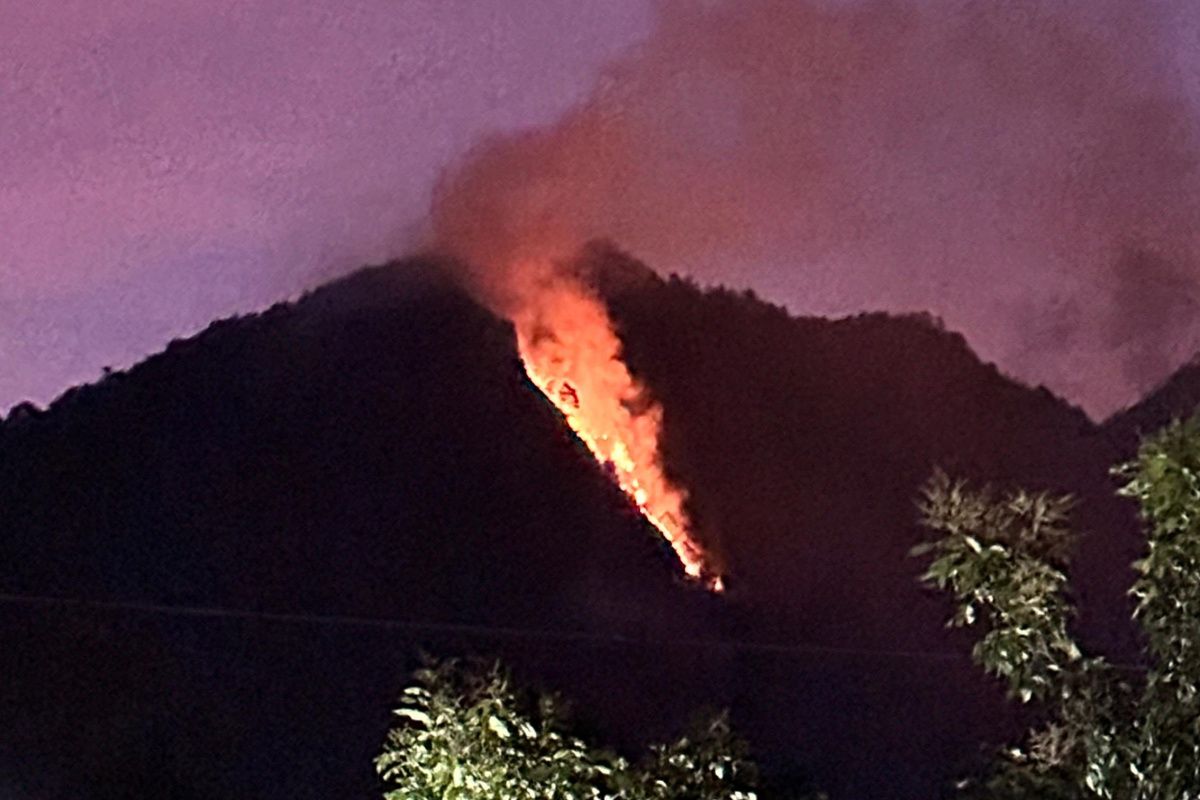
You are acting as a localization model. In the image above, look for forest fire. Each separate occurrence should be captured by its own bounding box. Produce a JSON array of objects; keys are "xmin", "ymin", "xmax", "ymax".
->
[{"xmin": 511, "ymin": 272, "xmax": 722, "ymax": 592}]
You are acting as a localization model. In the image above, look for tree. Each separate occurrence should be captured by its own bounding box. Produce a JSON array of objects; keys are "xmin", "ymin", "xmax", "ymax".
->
[
  {"xmin": 911, "ymin": 412, "xmax": 1200, "ymax": 798},
  {"xmin": 375, "ymin": 656, "xmax": 762, "ymax": 800}
]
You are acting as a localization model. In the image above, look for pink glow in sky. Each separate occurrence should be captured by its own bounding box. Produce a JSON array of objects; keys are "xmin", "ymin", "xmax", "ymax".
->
[
  {"xmin": 4, "ymin": 0, "xmax": 1200, "ymax": 419},
  {"xmin": 432, "ymin": 0, "xmax": 1200, "ymax": 420},
  {"xmin": 1, "ymin": 0, "xmax": 653, "ymax": 408}
]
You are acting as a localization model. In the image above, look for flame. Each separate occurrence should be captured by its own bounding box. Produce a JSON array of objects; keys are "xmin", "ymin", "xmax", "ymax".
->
[{"xmin": 511, "ymin": 268, "xmax": 722, "ymax": 591}]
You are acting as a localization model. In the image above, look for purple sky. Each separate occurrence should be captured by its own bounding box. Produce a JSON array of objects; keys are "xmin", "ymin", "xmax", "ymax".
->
[
  {"xmin": 3, "ymin": 0, "xmax": 1200, "ymax": 419},
  {"xmin": 2, "ymin": 0, "xmax": 654, "ymax": 409}
]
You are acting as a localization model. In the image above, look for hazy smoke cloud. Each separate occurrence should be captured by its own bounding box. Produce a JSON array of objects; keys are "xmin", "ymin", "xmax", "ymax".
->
[
  {"xmin": 431, "ymin": 0, "xmax": 1200, "ymax": 420},
  {"xmin": 1106, "ymin": 248, "xmax": 1199, "ymax": 393}
]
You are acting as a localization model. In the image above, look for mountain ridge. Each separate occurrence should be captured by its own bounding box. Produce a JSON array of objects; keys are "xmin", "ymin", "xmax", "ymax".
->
[{"xmin": 1, "ymin": 248, "xmax": 1194, "ymax": 799}]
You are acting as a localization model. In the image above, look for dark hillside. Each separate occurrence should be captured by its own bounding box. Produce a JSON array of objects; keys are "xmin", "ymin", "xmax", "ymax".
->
[
  {"xmin": 0, "ymin": 260, "xmax": 725, "ymax": 800},
  {"xmin": 0, "ymin": 248, "xmax": 1156, "ymax": 799},
  {"xmin": 583, "ymin": 243, "xmax": 1148, "ymax": 795},
  {"xmin": 585, "ymin": 244, "xmax": 1139, "ymax": 650},
  {"xmin": 1103, "ymin": 357, "xmax": 1200, "ymax": 453}
]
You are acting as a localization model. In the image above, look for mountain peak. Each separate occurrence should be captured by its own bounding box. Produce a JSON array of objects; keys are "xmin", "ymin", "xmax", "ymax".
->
[{"xmin": 0, "ymin": 249, "xmax": 1173, "ymax": 799}]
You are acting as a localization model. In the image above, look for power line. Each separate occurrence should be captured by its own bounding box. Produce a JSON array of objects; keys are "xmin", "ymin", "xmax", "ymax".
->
[
  {"xmin": 0, "ymin": 590, "xmax": 1146, "ymax": 671},
  {"xmin": 0, "ymin": 590, "xmax": 966, "ymax": 663}
]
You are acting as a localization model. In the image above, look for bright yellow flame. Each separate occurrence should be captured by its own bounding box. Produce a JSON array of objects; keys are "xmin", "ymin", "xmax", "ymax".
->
[{"xmin": 512, "ymin": 270, "xmax": 721, "ymax": 591}]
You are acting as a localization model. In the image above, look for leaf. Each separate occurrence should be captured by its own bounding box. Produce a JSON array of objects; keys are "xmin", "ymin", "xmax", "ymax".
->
[
  {"xmin": 394, "ymin": 708, "xmax": 433, "ymax": 726},
  {"xmin": 487, "ymin": 716, "xmax": 511, "ymax": 739}
]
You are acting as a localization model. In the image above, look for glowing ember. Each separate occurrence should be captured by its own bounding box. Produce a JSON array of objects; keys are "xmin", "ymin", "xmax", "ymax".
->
[{"xmin": 512, "ymin": 271, "xmax": 722, "ymax": 591}]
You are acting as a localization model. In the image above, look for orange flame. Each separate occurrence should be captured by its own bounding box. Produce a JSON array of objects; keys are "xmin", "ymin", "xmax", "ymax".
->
[{"xmin": 511, "ymin": 270, "xmax": 722, "ymax": 591}]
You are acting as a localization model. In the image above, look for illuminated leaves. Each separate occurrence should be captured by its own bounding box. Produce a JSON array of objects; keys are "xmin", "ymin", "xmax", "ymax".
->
[
  {"xmin": 635, "ymin": 712, "xmax": 759, "ymax": 800},
  {"xmin": 375, "ymin": 657, "xmax": 762, "ymax": 800},
  {"xmin": 913, "ymin": 411, "xmax": 1200, "ymax": 797},
  {"xmin": 914, "ymin": 470, "xmax": 1083, "ymax": 704},
  {"xmin": 1110, "ymin": 415, "xmax": 1200, "ymax": 799}
]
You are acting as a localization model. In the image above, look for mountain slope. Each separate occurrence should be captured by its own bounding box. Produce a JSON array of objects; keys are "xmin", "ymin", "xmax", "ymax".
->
[
  {"xmin": 0, "ymin": 248, "xmax": 1157, "ymax": 799},
  {"xmin": 579, "ymin": 244, "xmax": 1149, "ymax": 795},
  {"xmin": 0, "ymin": 260, "xmax": 724, "ymax": 800},
  {"xmin": 586, "ymin": 243, "xmax": 1139, "ymax": 644},
  {"xmin": 1102, "ymin": 356, "xmax": 1200, "ymax": 452}
]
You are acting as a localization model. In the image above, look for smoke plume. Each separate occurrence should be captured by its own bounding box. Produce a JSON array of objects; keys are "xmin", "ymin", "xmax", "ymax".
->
[{"xmin": 430, "ymin": 0, "xmax": 1200, "ymax": 420}]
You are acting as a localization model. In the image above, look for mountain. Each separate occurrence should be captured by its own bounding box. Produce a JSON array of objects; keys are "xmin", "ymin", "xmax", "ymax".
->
[
  {"xmin": 0, "ymin": 246, "xmax": 1177, "ymax": 799},
  {"xmin": 0, "ymin": 261, "xmax": 724, "ymax": 800},
  {"xmin": 1102, "ymin": 356, "xmax": 1200, "ymax": 452},
  {"xmin": 581, "ymin": 243, "xmax": 1151, "ymax": 793}
]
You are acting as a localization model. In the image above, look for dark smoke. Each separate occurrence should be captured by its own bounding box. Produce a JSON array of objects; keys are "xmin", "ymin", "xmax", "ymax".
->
[
  {"xmin": 430, "ymin": 0, "xmax": 1200, "ymax": 420},
  {"xmin": 1106, "ymin": 247, "xmax": 1200, "ymax": 394}
]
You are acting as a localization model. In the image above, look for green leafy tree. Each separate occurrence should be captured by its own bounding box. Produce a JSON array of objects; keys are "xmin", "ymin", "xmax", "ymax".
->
[
  {"xmin": 912, "ymin": 412, "xmax": 1200, "ymax": 798},
  {"xmin": 635, "ymin": 712, "xmax": 760, "ymax": 800},
  {"xmin": 375, "ymin": 657, "xmax": 762, "ymax": 800}
]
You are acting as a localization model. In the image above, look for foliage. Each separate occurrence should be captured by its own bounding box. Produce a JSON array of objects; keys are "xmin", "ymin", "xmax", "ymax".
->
[
  {"xmin": 375, "ymin": 657, "xmax": 762, "ymax": 800},
  {"xmin": 912, "ymin": 412, "xmax": 1200, "ymax": 798},
  {"xmin": 635, "ymin": 712, "xmax": 771, "ymax": 800},
  {"xmin": 913, "ymin": 468, "xmax": 1087, "ymax": 705}
]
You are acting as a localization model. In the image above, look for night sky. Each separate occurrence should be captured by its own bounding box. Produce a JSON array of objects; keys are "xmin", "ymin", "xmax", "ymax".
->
[{"xmin": 4, "ymin": 0, "xmax": 1200, "ymax": 419}]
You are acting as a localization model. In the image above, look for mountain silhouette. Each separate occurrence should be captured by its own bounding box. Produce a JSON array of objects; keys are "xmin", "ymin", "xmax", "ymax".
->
[
  {"xmin": 1102, "ymin": 355, "xmax": 1200, "ymax": 452},
  {"xmin": 0, "ymin": 246, "xmax": 1186, "ymax": 799}
]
